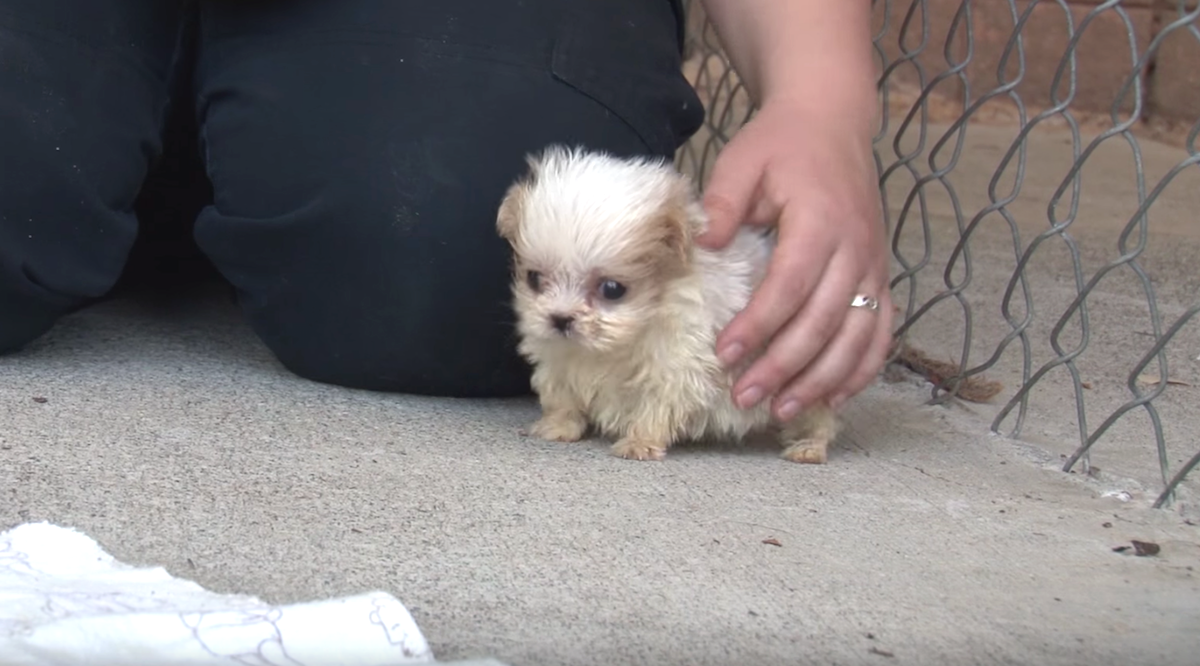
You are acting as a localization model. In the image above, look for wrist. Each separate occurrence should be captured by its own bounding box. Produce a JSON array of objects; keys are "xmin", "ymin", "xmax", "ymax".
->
[
  {"xmin": 756, "ymin": 38, "xmax": 878, "ymax": 127},
  {"xmin": 761, "ymin": 74, "xmax": 877, "ymax": 130},
  {"xmin": 757, "ymin": 81, "xmax": 879, "ymax": 150}
]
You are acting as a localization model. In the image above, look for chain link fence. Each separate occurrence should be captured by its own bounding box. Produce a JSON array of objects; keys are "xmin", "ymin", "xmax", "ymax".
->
[{"xmin": 676, "ymin": 0, "xmax": 1200, "ymax": 510}]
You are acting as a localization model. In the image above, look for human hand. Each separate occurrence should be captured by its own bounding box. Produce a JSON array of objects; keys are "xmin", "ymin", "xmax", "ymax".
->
[{"xmin": 696, "ymin": 98, "xmax": 894, "ymax": 421}]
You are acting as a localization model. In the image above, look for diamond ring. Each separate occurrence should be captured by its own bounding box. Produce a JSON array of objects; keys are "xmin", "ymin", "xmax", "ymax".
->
[{"xmin": 850, "ymin": 294, "xmax": 880, "ymax": 311}]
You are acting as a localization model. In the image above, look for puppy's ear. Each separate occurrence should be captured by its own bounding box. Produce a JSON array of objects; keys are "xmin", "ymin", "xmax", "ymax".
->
[
  {"xmin": 496, "ymin": 179, "xmax": 529, "ymax": 243},
  {"xmin": 498, "ymin": 153, "xmax": 546, "ymax": 243},
  {"xmin": 654, "ymin": 194, "xmax": 705, "ymax": 271}
]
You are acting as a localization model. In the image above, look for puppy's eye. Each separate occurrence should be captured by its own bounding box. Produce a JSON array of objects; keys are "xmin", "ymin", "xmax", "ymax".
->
[
  {"xmin": 526, "ymin": 270, "xmax": 542, "ymax": 292},
  {"xmin": 599, "ymin": 279, "xmax": 627, "ymax": 301}
]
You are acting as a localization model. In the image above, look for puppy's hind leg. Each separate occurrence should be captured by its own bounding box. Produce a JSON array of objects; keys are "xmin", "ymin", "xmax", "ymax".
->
[{"xmin": 780, "ymin": 405, "xmax": 840, "ymax": 464}]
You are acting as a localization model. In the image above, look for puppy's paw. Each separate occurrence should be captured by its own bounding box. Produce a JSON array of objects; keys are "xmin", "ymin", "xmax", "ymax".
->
[
  {"xmin": 781, "ymin": 438, "xmax": 829, "ymax": 465},
  {"xmin": 780, "ymin": 404, "xmax": 838, "ymax": 465},
  {"xmin": 526, "ymin": 412, "xmax": 588, "ymax": 442},
  {"xmin": 611, "ymin": 437, "xmax": 668, "ymax": 461}
]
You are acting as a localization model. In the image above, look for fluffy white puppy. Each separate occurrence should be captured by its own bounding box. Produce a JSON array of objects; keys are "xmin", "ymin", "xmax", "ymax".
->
[{"xmin": 496, "ymin": 145, "xmax": 838, "ymax": 463}]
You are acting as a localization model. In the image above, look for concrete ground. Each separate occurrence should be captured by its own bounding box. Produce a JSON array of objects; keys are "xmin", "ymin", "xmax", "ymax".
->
[{"xmin": 3, "ymin": 121, "xmax": 1199, "ymax": 665}]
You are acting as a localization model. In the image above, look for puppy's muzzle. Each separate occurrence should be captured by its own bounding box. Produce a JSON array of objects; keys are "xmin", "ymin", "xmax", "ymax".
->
[{"xmin": 550, "ymin": 314, "xmax": 574, "ymax": 335}]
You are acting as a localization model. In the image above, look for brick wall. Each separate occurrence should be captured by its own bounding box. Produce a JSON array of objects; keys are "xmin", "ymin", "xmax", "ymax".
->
[{"xmin": 873, "ymin": 0, "xmax": 1198, "ymax": 126}]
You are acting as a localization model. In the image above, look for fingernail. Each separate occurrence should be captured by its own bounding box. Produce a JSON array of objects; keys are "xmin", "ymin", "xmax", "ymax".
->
[
  {"xmin": 777, "ymin": 399, "xmax": 801, "ymax": 421},
  {"xmin": 736, "ymin": 385, "xmax": 763, "ymax": 409},
  {"xmin": 718, "ymin": 343, "xmax": 744, "ymax": 367}
]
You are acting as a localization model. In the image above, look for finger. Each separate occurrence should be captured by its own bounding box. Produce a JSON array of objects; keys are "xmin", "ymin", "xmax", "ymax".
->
[
  {"xmin": 829, "ymin": 298, "xmax": 896, "ymax": 410},
  {"xmin": 730, "ymin": 248, "xmax": 860, "ymax": 409},
  {"xmin": 715, "ymin": 211, "xmax": 837, "ymax": 367},
  {"xmin": 777, "ymin": 289, "xmax": 892, "ymax": 418},
  {"xmin": 695, "ymin": 142, "xmax": 763, "ymax": 249},
  {"xmin": 770, "ymin": 299, "xmax": 878, "ymax": 420}
]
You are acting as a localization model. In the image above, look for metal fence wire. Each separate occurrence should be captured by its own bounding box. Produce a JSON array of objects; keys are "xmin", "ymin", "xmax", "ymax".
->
[{"xmin": 675, "ymin": 0, "xmax": 1200, "ymax": 510}]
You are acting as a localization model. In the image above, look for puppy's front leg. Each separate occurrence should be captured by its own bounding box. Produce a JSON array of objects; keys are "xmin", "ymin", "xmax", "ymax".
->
[
  {"xmin": 528, "ymin": 404, "xmax": 588, "ymax": 442},
  {"xmin": 610, "ymin": 390, "xmax": 688, "ymax": 461},
  {"xmin": 611, "ymin": 430, "xmax": 672, "ymax": 461},
  {"xmin": 611, "ymin": 414, "xmax": 678, "ymax": 461},
  {"xmin": 525, "ymin": 375, "xmax": 588, "ymax": 442}
]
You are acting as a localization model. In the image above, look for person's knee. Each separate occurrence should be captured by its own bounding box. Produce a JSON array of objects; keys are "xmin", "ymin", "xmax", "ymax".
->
[
  {"xmin": 0, "ymin": 121, "xmax": 146, "ymax": 352},
  {"xmin": 233, "ymin": 239, "xmax": 533, "ymax": 397},
  {"xmin": 0, "ymin": 142, "xmax": 140, "ymax": 355},
  {"xmin": 0, "ymin": 10, "xmax": 182, "ymax": 353},
  {"xmin": 194, "ymin": 177, "xmax": 532, "ymax": 397},
  {"xmin": 252, "ymin": 287, "xmax": 533, "ymax": 398}
]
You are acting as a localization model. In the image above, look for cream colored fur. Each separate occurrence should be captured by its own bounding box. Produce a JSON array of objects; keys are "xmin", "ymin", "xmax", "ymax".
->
[{"xmin": 496, "ymin": 145, "xmax": 839, "ymax": 463}]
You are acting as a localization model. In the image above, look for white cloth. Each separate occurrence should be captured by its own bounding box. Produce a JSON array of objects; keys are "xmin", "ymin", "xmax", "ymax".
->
[{"xmin": 0, "ymin": 522, "xmax": 435, "ymax": 666}]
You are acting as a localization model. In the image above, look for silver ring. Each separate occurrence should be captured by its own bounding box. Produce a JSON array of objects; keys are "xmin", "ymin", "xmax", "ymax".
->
[{"xmin": 850, "ymin": 294, "xmax": 879, "ymax": 311}]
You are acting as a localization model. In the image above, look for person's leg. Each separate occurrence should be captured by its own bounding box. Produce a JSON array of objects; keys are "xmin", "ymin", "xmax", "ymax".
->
[
  {"xmin": 191, "ymin": 0, "xmax": 704, "ymax": 397},
  {"xmin": 0, "ymin": 0, "xmax": 187, "ymax": 352}
]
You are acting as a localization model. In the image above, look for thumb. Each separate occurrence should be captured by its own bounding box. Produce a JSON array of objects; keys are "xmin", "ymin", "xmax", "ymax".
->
[{"xmin": 694, "ymin": 143, "xmax": 762, "ymax": 249}]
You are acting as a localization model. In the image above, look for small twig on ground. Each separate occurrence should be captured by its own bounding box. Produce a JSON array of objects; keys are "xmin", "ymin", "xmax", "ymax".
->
[
  {"xmin": 1136, "ymin": 373, "xmax": 1191, "ymax": 388},
  {"xmin": 889, "ymin": 342, "xmax": 1004, "ymax": 403}
]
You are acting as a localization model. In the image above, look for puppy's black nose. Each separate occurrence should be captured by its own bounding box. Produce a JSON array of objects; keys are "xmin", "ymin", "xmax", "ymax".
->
[{"xmin": 550, "ymin": 315, "xmax": 574, "ymax": 333}]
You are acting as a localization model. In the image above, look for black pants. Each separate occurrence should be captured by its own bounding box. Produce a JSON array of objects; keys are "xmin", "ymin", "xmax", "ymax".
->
[{"xmin": 0, "ymin": 0, "xmax": 704, "ymax": 396}]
